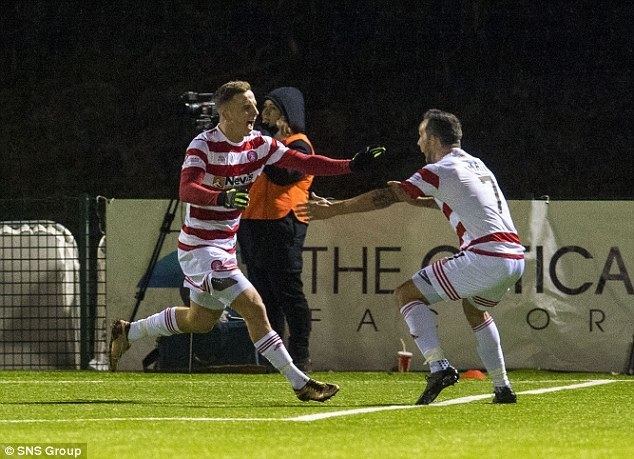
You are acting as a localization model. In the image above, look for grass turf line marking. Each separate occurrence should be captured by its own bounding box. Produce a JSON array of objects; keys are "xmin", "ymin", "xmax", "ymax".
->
[
  {"xmin": 0, "ymin": 379, "xmax": 622, "ymax": 424},
  {"xmin": 288, "ymin": 379, "xmax": 619, "ymax": 421},
  {"xmin": 515, "ymin": 379, "xmax": 619, "ymax": 395},
  {"xmin": 431, "ymin": 379, "xmax": 618, "ymax": 406}
]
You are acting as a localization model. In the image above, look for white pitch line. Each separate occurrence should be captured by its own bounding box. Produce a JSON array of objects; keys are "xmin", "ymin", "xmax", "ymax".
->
[
  {"xmin": 429, "ymin": 379, "xmax": 618, "ymax": 406},
  {"xmin": 287, "ymin": 379, "xmax": 620, "ymax": 421},
  {"xmin": 515, "ymin": 379, "xmax": 617, "ymax": 395},
  {"xmin": 0, "ymin": 379, "xmax": 623, "ymax": 424},
  {"xmin": 288, "ymin": 404, "xmax": 421, "ymax": 421},
  {"xmin": 431, "ymin": 393, "xmax": 492, "ymax": 406}
]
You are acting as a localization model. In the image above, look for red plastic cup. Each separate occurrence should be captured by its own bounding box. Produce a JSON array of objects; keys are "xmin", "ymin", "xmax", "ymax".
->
[{"xmin": 397, "ymin": 351, "xmax": 413, "ymax": 372}]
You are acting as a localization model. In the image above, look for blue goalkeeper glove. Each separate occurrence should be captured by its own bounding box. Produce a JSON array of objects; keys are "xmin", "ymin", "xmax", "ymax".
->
[
  {"xmin": 217, "ymin": 188, "xmax": 250, "ymax": 209},
  {"xmin": 349, "ymin": 145, "xmax": 385, "ymax": 173}
]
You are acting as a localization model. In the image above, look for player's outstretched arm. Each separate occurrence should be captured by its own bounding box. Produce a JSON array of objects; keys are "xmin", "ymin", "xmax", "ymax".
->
[
  {"xmin": 387, "ymin": 181, "xmax": 438, "ymax": 209},
  {"xmin": 297, "ymin": 181, "xmax": 436, "ymax": 221},
  {"xmin": 313, "ymin": 187, "xmax": 397, "ymax": 220},
  {"xmin": 275, "ymin": 146, "xmax": 385, "ymax": 176}
]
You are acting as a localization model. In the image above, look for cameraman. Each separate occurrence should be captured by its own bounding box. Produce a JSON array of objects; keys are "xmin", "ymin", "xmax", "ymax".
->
[{"xmin": 238, "ymin": 87, "xmax": 313, "ymax": 371}]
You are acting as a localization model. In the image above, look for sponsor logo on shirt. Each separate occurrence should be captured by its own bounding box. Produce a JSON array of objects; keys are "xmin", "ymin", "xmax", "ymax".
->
[
  {"xmin": 226, "ymin": 172, "xmax": 255, "ymax": 186},
  {"xmin": 211, "ymin": 172, "xmax": 255, "ymax": 189}
]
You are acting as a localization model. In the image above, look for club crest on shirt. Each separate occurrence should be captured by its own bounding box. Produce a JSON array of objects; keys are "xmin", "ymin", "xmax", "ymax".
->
[{"xmin": 246, "ymin": 150, "xmax": 258, "ymax": 162}]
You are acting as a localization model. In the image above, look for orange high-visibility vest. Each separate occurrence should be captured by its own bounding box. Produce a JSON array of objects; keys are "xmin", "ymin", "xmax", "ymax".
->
[{"xmin": 242, "ymin": 133, "xmax": 314, "ymax": 222}]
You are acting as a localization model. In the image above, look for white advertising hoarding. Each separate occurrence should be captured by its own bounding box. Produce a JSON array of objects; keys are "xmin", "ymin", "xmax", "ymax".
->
[{"xmin": 107, "ymin": 200, "xmax": 633, "ymax": 372}]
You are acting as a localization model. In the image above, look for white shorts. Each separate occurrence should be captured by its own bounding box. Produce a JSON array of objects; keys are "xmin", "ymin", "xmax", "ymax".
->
[
  {"xmin": 178, "ymin": 246, "xmax": 253, "ymax": 310},
  {"xmin": 412, "ymin": 250, "xmax": 524, "ymax": 310}
]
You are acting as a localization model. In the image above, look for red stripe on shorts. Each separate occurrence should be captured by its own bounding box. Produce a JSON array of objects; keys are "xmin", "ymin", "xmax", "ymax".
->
[
  {"xmin": 466, "ymin": 232, "xmax": 521, "ymax": 247},
  {"xmin": 467, "ymin": 248, "xmax": 524, "ymax": 259},
  {"xmin": 432, "ymin": 261, "xmax": 460, "ymax": 300},
  {"xmin": 473, "ymin": 296, "xmax": 498, "ymax": 306}
]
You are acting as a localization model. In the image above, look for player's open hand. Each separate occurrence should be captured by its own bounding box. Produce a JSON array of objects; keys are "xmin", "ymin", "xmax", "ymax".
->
[{"xmin": 295, "ymin": 192, "xmax": 336, "ymax": 221}]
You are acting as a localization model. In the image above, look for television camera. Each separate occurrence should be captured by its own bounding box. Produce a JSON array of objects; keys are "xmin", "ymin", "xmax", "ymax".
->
[{"xmin": 180, "ymin": 91, "xmax": 219, "ymax": 130}]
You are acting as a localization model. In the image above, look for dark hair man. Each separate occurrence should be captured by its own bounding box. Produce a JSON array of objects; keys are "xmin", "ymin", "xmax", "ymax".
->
[{"xmin": 301, "ymin": 109, "xmax": 523, "ymax": 404}]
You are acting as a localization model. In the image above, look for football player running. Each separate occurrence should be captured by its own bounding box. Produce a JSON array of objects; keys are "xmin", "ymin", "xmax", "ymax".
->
[{"xmin": 110, "ymin": 81, "xmax": 384, "ymax": 403}]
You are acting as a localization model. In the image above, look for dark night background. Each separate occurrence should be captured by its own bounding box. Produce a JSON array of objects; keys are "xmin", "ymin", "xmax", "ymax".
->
[{"xmin": 1, "ymin": 0, "xmax": 631, "ymax": 201}]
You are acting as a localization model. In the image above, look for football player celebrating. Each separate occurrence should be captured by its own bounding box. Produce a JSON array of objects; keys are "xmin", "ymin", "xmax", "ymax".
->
[
  {"xmin": 110, "ymin": 81, "xmax": 383, "ymax": 403},
  {"xmin": 301, "ymin": 109, "xmax": 523, "ymax": 404}
]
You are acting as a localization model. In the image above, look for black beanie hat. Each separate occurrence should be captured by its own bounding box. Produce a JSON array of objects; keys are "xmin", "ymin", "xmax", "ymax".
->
[{"xmin": 265, "ymin": 87, "xmax": 306, "ymax": 133}]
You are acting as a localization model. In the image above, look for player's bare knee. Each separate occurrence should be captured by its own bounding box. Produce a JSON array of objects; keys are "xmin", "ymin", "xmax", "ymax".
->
[
  {"xmin": 191, "ymin": 321, "xmax": 215, "ymax": 334},
  {"xmin": 182, "ymin": 305, "xmax": 220, "ymax": 333},
  {"xmin": 394, "ymin": 280, "xmax": 428, "ymax": 309},
  {"xmin": 232, "ymin": 295, "xmax": 267, "ymax": 323},
  {"xmin": 462, "ymin": 300, "xmax": 488, "ymax": 327},
  {"xmin": 245, "ymin": 305, "xmax": 268, "ymax": 325},
  {"xmin": 186, "ymin": 314, "xmax": 213, "ymax": 333},
  {"xmin": 393, "ymin": 282, "xmax": 409, "ymax": 307}
]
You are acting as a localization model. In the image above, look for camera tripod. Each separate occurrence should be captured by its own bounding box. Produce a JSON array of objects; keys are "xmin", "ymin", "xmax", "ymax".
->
[
  {"xmin": 126, "ymin": 198, "xmax": 199, "ymax": 372},
  {"xmin": 129, "ymin": 198, "xmax": 180, "ymax": 323}
]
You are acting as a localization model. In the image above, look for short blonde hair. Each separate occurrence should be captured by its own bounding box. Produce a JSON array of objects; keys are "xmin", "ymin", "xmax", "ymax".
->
[{"xmin": 213, "ymin": 81, "xmax": 251, "ymax": 108}]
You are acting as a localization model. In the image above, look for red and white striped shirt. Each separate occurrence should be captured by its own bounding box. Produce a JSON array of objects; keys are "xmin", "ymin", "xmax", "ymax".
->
[
  {"xmin": 178, "ymin": 127, "xmax": 350, "ymax": 253},
  {"xmin": 400, "ymin": 148, "xmax": 524, "ymax": 259}
]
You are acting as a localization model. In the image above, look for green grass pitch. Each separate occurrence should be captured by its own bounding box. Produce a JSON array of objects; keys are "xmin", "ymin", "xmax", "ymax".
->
[{"xmin": 0, "ymin": 370, "xmax": 632, "ymax": 458}]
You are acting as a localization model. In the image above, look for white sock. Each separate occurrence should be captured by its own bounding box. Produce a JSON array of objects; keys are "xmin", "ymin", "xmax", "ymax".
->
[
  {"xmin": 473, "ymin": 316, "xmax": 510, "ymax": 388},
  {"xmin": 128, "ymin": 307, "xmax": 181, "ymax": 342},
  {"xmin": 400, "ymin": 301, "xmax": 450, "ymax": 373},
  {"xmin": 429, "ymin": 359, "xmax": 450, "ymax": 373},
  {"xmin": 254, "ymin": 331, "xmax": 309, "ymax": 390}
]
